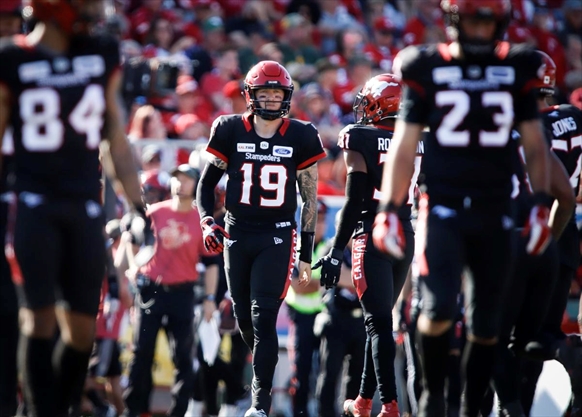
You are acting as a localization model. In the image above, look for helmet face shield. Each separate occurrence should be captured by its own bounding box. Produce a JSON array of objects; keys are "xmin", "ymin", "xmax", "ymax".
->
[{"xmin": 244, "ymin": 61, "xmax": 294, "ymax": 120}]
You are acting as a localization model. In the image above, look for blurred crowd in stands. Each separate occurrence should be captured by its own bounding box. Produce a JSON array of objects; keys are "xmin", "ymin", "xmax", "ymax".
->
[{"xmin": 97, "ymin": 0, "xmax": 582, "ymax": 194}]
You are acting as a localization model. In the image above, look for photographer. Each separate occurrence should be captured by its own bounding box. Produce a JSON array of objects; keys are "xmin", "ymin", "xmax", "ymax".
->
[{"xmin": 123, "ymin": 164, "xmax": 218, "ymax": 417}]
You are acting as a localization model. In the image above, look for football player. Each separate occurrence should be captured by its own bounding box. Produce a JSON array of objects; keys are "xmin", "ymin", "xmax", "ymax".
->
[
  {"xmin": 492, "ymin": 51, "xmax": 576, "ymax": 416},
  {"xmin": 518, "ymin": 50, "xmax": 582, "ymax": 415},
  {"xmin": 195, "ymin": 60, "xmax": 326, "ymax": 417},
  {"xmin": 372, "ymin": 1, "xmax": 552, "ymax": 416},
  {"xmin": 0, "ymin": 1, "xmax": 145, "ymax": 416},
  {"xmin": 314, "ymin": 74, "xmax": 420, "ymax": 417}
]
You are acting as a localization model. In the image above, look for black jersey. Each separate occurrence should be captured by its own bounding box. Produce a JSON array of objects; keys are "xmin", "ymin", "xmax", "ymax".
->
[
  {"xmin": 542, "ymin": 104, "xmax": 582, "ymax": 195},
  {"xmin": 396, "ymin": 42, "xmax": 542, "ymax": 202},
  {"xmin": 338, "ymin": 123, "xmax": 423, "ymax": 221},
  {"xmin": 0, "ymin": 34, "xmax": 120, "ymax": 200},
  {"xmin": 205, "ymin": 114, "xmax": 326, "ymax": 229}
]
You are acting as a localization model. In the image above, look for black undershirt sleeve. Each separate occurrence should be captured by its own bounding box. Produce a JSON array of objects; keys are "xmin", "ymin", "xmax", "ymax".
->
[
  {"xmin": 331, "ymin": 171, "xmax": 367, "ymax": 250},
  {"xmin": 196, "ymin": 163, "xmax": 224, "ymax": 220}
]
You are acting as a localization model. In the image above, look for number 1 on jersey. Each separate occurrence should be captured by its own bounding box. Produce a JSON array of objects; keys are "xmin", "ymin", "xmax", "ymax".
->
[
  {"xmin": 240, "ymin": 163, "xmax": 288, "ymax": 207},
  {"xmin": 373, "ymin": 153, "xmax": 421, "ymax": 205}
]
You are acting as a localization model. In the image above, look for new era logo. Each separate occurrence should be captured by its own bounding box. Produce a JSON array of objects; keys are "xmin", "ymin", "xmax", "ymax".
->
[{"xmin": 274, "ymin": 237, "xmax": 283, "ymax": 245}]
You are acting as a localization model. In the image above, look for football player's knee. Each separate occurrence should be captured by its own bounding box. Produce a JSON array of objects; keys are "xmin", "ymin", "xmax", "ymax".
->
[
  {"xmin": 469, "ymin": 319, "xmax": 499, "ymax": 341},
  {"xmin": 251, "ymin": 297, "xmax": 281, "ymax": 338},
  {"xmin": 364, "ymin": 313, "xmax": 393, "ymax": 337},
  {"xmin": 422, "ymin": 298, "xmax": 457, "ymax": 323},
  {"xmin": 232, "ymin": 301, "xmax": 251, "ymax": 323}
]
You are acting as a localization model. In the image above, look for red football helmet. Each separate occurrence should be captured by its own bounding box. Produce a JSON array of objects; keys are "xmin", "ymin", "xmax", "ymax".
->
[
  {"xmin": 29, "ymin": 0, "xmax": 107, "ymax": 35},
  {"xmin": 353, "ymin": 74, "xmax": 402, "ymax": 125},
  {"xmin": 244, "ymin": 60, "xmax": 294, "ymax": 121},
  {"xmin": 534, "ymin": 50, "xmax": 556, "ymax": 97},
  {"xmin": 441, "ymin": 0, "xmax": 511, "ymax": 55},
  {"xmin": 141, "ymin": 169, "xmax": 170, "ymax": 204}
]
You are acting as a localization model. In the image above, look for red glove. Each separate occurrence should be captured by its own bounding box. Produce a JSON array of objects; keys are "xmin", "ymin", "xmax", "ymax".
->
[
  {"xmin": 372, "ymin": 211, "xmax": 405, "ymax": 259},
  {"xmin": 201, "ymin": 217, "xmax": 230, "ymax": 254},
  {"xmin": 523, "ymin": 205, "xmax": 551, "ymax": 255}
]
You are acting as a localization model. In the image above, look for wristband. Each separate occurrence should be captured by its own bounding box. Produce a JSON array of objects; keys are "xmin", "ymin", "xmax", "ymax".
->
[
  {"xmin": 377, "ymin": 201, "xmax": 400, "ymax": 213},
  {"xmin": 204, "ymin": 294, "xmax": 216, "ymax": 302},
  {"xmin": 200, "ymin": 216, "xmax": 214, "ymax": 227},
  {"xmin": 531, "ymin": 192, "xmax": 553, "ymax": 208},
  {"xmin": 298, "ymin": 231, "xmax": 315, "ymax": 263}
]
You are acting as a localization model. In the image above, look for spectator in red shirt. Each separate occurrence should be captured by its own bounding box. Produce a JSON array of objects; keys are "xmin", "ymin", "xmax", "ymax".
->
[
  {"xmin": 402, "ymin": 0, "xmax": 445, "ymax": 46},
  {"xmin": 200, "ymin": 45, "xmax": 241, "ymax": 112},
  {"xmin": 123, "ymin": 164, "xmax": 218, "ymax": 417},
  {"xmin": 530, "ymin": 7, "xmax": 568, "ymax": 90},
  {"xmin": 332, "ymin": 55, "xmax": 373, "ymax": 116},
  {"xmin": 174, "ymin": 114, "xmax": 210, "ymax": 142},
  {"xmin": 170, "ymin": 75, "xmax": 214, "ymax": 130},
  {"xmin": 129, "ymin": 0, "xmax": 175, "ymax": 44},
  {"xmin": 363, "ymin": 16, "xmax": 400, "ymax": 72}
]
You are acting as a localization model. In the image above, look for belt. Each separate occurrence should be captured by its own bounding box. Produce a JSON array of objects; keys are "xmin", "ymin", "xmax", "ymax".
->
[
  {"xmin": 138, "ymin": 274, "xmax": 195, "ymax": 292},
  {"xmin": 155, "ymin": 282, "xmax": 195, "ymax": 292},
  {"xmin": 430, "ymin": 195, "xmax": 509, "ymax": 210}
]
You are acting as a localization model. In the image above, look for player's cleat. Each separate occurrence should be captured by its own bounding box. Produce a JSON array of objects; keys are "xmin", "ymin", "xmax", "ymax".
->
[
  {"xmin": 244, "ymin": 407, "xmax": 268, "ymax": 417},
  {"xmin": 343, "ymin": 396, "xmax": 373, "ymax": 417},
  {"xmin": 378, "ymin": 401, "xmax": 400, "ymax": 417}
]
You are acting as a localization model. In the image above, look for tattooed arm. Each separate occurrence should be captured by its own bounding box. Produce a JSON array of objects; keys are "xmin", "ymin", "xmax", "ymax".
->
[
  {"xmin": 297, "ymin": 164, "xmax": 318, "ymax": 233},
  {"xmin": 209, "ymin": 155, "xmax": 228, "ymax": 170},
  {"xmin": 296, "ymin": 163, "xmax": 318, "ymax": 284}
]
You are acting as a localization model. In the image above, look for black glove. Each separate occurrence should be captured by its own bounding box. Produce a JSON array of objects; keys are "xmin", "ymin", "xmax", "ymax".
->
[
  {"xmin": 121, "ymin": 207, "xmax": 154, "ymax": 246},
  {"xmin": 312, "ymin": 247, "xmax": 343, "ymax": 289}
]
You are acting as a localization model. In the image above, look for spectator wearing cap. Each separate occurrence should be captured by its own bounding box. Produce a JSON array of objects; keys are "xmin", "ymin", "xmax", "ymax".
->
[
  {"xmin": 141, "ymin": 145, "xmax": 163, "ymax": 172},
  {"xmin": 363, "ymin": 16, "xmax": 400, "ymax": 72},
  {"xmin": 401, "ymin": 0, "xmax": 445, "ymax": 46},
  {"xmin": 219, "ymin": 79, "xmax": 247, "ymax": 115},
  {"xmin": 284, "ymin": 199, "xmax": 328, "ymax": 417},
  {"xmin": 314, "ymin": 58, "xmax": 340, "ymax": 95},
  {"xmin": 299, "ymin": 83, "xmax": 343, "ymax": 149},
  {"xmin": 171, "ymin": 75, "xmax": 214, "ymax": 129},
  {"xmin": 123, "ymin": 164, "xmax": 218, "ymax": 417},
  {"xmin": 182, "ymin": 16, "xmax": 226, "ymax": 82},
  {"xmin": 277, "ymin": 12, "xmax": 322, "ymax": 68},
  {"xmin": 200, "ymin": 45, "xmax": 241, "ymax": 112},
  {"xmin": 174, "ymin": 114, "xmax": 210, "ymax": 142}
]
